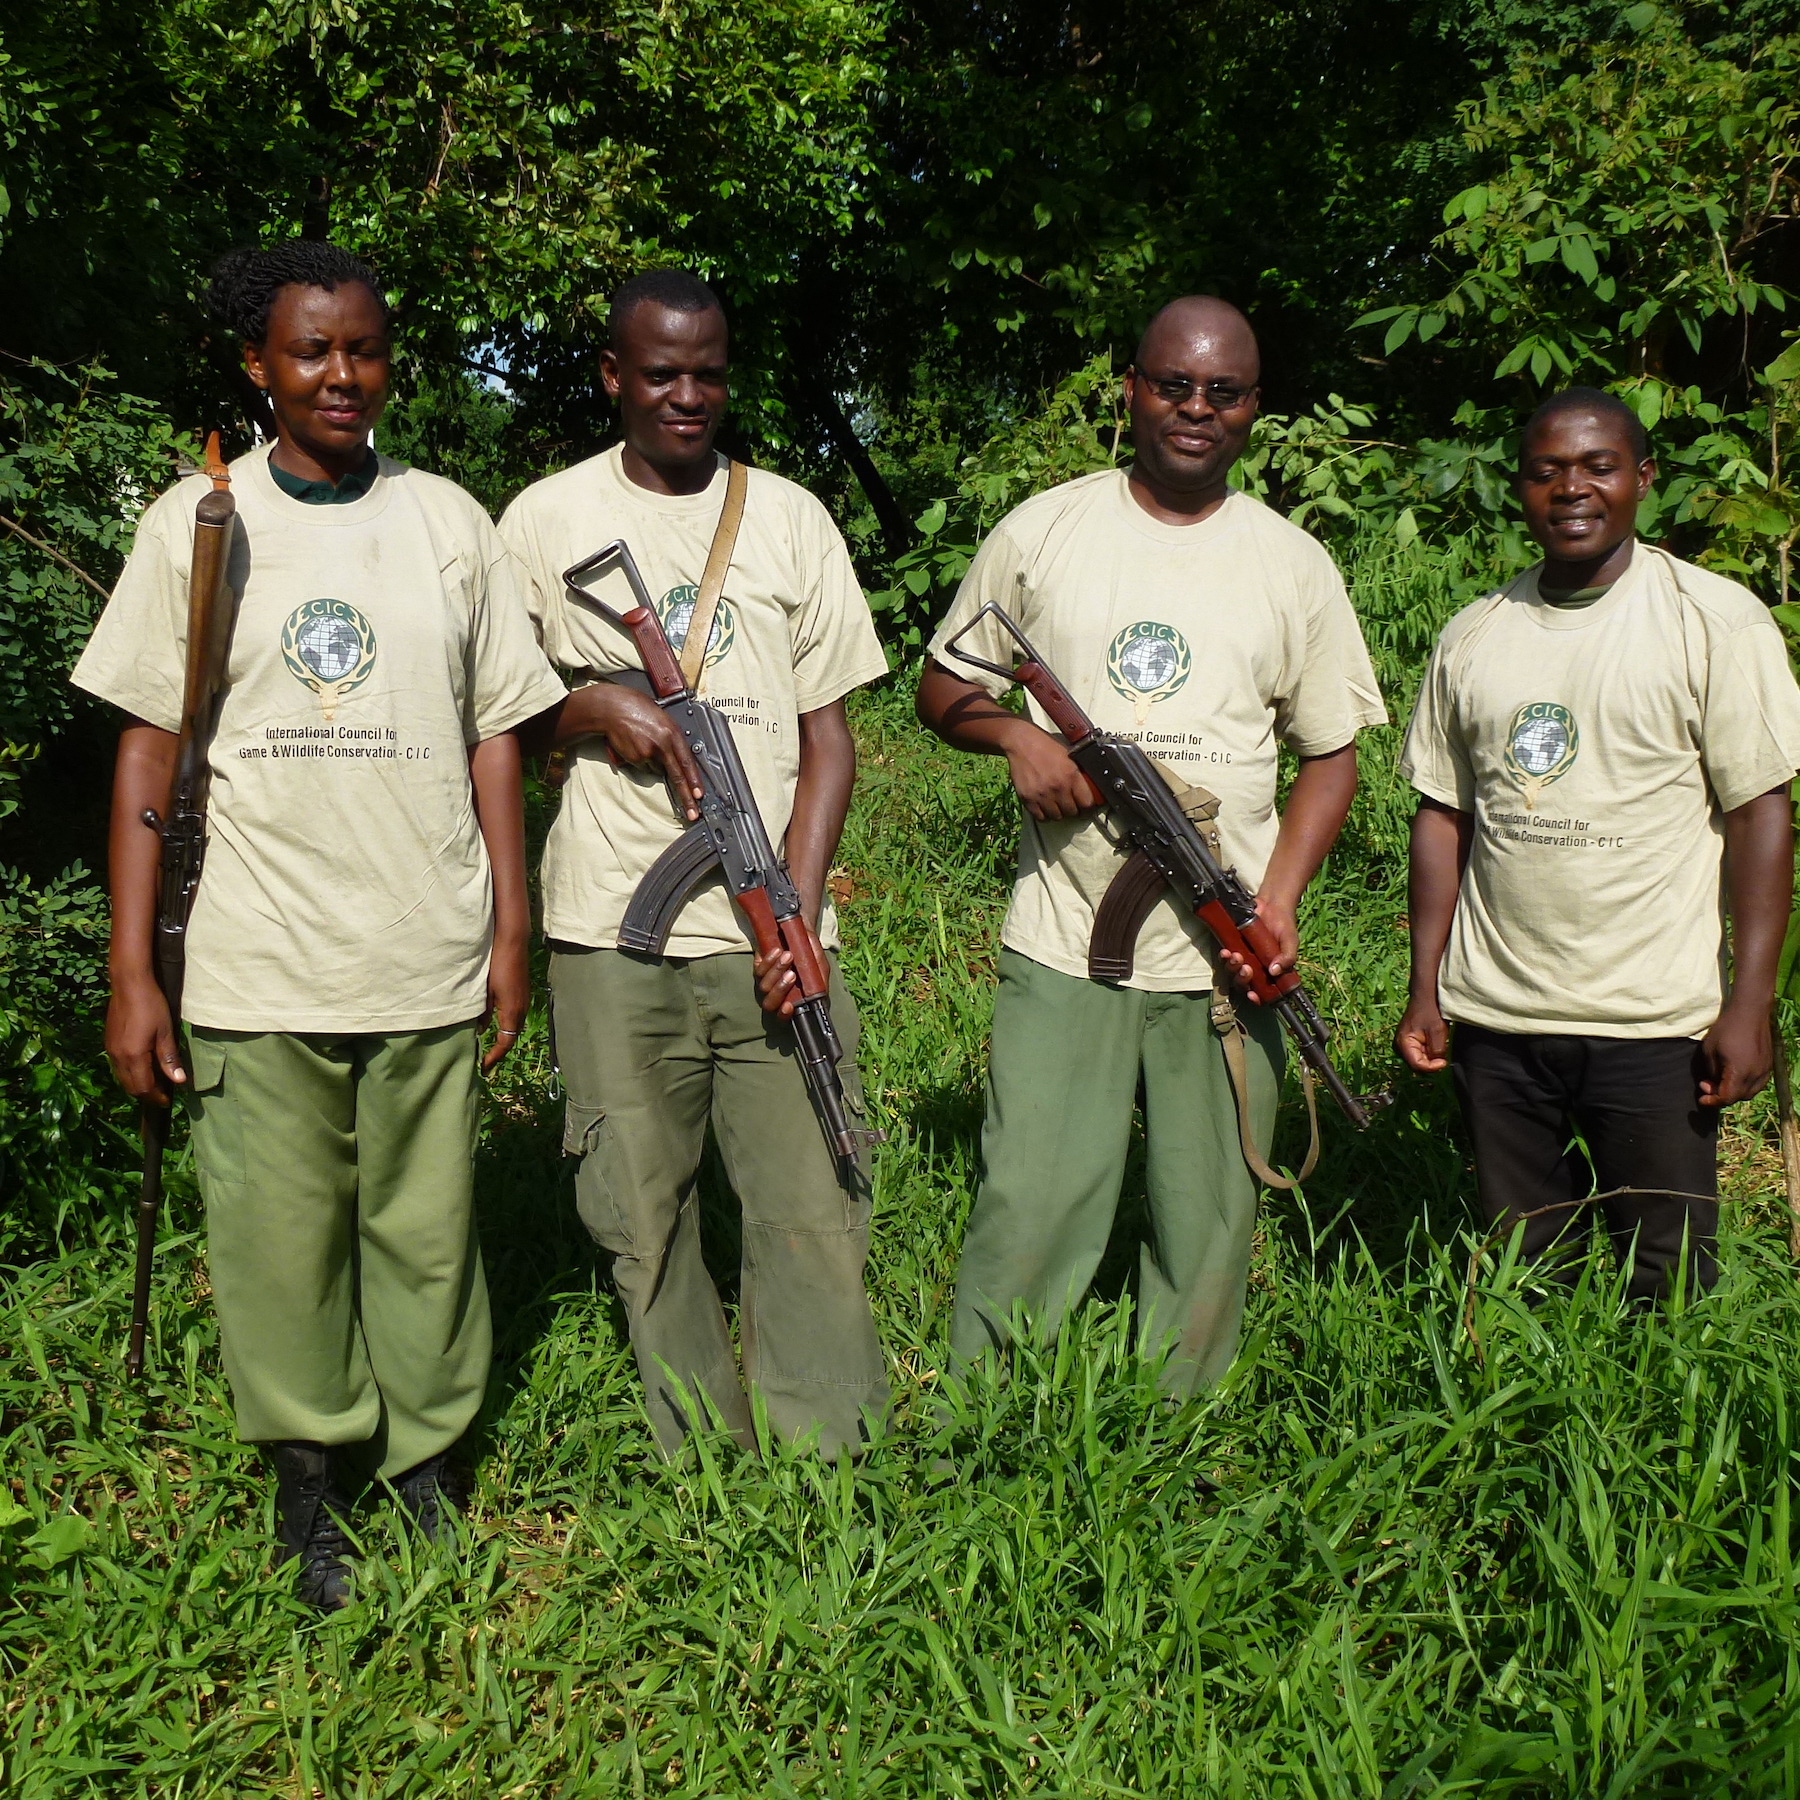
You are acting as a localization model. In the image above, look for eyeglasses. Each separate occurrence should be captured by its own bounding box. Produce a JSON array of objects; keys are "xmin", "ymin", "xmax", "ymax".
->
[{"xmin": 1134, "ymin": 372, "xmax": 1259, "ymax": 412}]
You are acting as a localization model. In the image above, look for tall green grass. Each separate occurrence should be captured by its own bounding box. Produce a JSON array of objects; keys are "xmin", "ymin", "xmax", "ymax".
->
[{"xmin": 5, "ymin": 536, "xmax": 1800, "ymax": 1796}]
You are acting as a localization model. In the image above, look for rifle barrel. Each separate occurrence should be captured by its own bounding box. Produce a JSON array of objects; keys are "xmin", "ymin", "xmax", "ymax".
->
[
  {"xmin": 129, "ymin": 451, "xmax": 235, "ymax": 1380},
  {"xmin": 127, "ymin": 1103, "xmax": 170, "ymax": 1379},
  {"xmin": 791, "ymin": 1000, "xmax": 860, "ymax": 1164}
]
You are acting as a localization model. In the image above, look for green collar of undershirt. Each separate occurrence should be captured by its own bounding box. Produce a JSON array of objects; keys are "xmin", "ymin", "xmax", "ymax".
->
[
  {"xmin": 269, "ymin": 447, "xmax": 379, "ymax": 505},
  {"xmin": 1537, "ymin": 580, "xmax": 1614, "ymax": 610}
]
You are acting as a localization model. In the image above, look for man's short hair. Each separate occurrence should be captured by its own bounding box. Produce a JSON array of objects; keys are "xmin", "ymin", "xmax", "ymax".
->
[
  {"xmin": 1522, "ymin": 386, "xmax": 1650, "ymax": 464},
  {"xmin": 608, "ymin": 269, "xmax": 725, "ymax": 348}
]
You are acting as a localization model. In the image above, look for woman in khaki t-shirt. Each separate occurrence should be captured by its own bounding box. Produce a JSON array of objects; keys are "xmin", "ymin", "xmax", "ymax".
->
[{"xmin": 75, "ymin": 241, "xmax": 563, "ymax": 1611}]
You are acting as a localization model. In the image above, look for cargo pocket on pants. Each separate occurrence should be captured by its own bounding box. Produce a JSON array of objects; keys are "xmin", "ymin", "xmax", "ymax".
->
[
  {"xmin": 562, "ymin": 1101, "xmax": 633, "ymax": 1253},
  {"xmin": 183, "ymin": 1032, "xmax": 246, "ymax": 1186},
  {"xmin": 562, "ymin": 1099, "xmax": 605, "ymax": 1159},
  {"xmin": 839, "ymin": 1085, "xmax": 876, "ymax": 1225}
]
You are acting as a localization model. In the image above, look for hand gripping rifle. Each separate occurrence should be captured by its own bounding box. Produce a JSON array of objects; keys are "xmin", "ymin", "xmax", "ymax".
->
[
  {"xmin": 944, "ymin": 601, "xmax": 1370, "ymax": 1132},
  {"xmin": 128, "ymin": 436, "xmax": 236, "ymax": 1379},
  {"xmin": 561, "ymin": 540, "xmax": 884, "ymax": 1173}
]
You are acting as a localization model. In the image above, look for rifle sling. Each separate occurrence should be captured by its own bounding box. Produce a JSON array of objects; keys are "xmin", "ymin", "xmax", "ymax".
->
[
  {"xmin": 1087, "ymin": 761, "xmax": 1320, "ymax": 1187},
  {"xmin": 543, "ymin": 458, "xmax": 746, "ymax": 787},
  {"xmin": 1211, "ymin": 985, "xmax": 1320, "ymax": 1190},
  {"xmin": 680, "ymin": 458, "xmax": 747, "ymax": 693}
]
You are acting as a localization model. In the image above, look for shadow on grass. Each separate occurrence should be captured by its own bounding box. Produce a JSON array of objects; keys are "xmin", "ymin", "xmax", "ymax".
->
[
  {"xmin": 467, "ymin": 1102, "xmax": 626, "ymax": 1464},
  {"xmin": 894, "ymin": 1074, "xmax": 987, "ymax": 1164}
]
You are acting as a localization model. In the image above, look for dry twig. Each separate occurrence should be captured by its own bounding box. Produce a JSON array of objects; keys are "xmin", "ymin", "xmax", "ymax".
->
[{"xmin": 1461, "ymin": 1187, "xmax": 1724, "ymax": 1363}]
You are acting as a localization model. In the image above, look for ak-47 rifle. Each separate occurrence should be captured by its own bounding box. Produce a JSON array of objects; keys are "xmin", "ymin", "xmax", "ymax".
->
[
  {"xmin": 944, "ymin": 601, "xmax": 1370, "ymax": 1131},
  {"xmin": 128, "ymin": 435, "xmax": 236, "ymax": 1380},
  {"xmin": 562, "ymin": 540, "xmax": 884, "ymax": 1173}
]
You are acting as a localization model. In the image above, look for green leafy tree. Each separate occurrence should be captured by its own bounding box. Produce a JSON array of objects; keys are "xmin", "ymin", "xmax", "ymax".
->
[
  {"xmin": 0, "ymin": 364, "xmax": 189, "ymax": 1252},
  {"xmin": 0, "ymin": 362, "xmax": 188, "ymax": 749},
  {"xmin": 1360, "ymin": 11, "xmax": 1799, "ymax": 395},
  {"xmin": 1355, "ymin": 11, "xmax": 1800, "ymax": 587},
  {"xmin": 1, "ymin": 0, "xmax": 889, "ymax": 461}
]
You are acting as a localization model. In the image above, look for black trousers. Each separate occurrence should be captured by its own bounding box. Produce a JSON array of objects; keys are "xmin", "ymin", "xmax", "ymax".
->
[{"xmin": 1450, "ymin": 1024, "xmax": 1719, "ymax": 1302}]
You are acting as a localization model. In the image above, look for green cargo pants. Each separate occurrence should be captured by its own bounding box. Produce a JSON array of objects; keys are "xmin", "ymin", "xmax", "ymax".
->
[
  {"xmin": 184, "ymin": 1024, "xmax": 490, "ymax": 1480},
  {"xmin": 549, "ymin": 946, "xmax": 888, "ymax": 1458},
  {"xmin": 951, "ymin": 949, "xmax": 1284, "ymax": 1395}
]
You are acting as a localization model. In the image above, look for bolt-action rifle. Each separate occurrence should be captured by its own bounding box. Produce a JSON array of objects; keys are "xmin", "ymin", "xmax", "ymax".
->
[
  {"xmin": 944, "ymin": 600, "xmax": 1370, "ymax": 1131},
  {"xmin": 128, "ymin": 436, "xmax": 236, "ymax": 1379},
  {"xmin": 561, "ymin": 540, "xmax": 884, "ymax": 1172}
]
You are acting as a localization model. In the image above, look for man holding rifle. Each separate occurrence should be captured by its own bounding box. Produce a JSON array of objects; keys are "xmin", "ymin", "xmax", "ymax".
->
[
  {"xmin": 502, "ymin": 270, "xmax": 889, "ymax": 1458},
  {"xmin": 1396, "ymin": 388, "xmax": 1800, "ymax": 1299},
  {"xmin": 918, "ymin": 296, "xmax": 1386, "ymax": 1394}
]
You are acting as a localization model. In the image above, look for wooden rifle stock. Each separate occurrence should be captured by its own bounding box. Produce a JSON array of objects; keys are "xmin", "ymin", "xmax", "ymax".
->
[{"xmin": 129, "ymin": 437, "xmax": 235, "ymax": 1381}]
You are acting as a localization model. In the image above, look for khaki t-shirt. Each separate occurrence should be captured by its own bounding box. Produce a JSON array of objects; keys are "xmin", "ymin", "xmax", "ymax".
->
[
  {"xmin": 1399, "ymin": 544, "xmax": 1800, "ymax": 1037},
  {"xmin": 498, "ymin": 446, "xmax": 888, "ymax": 956},
  {"xmin": 72, "ymin": 445, "xmax": 566, "ymax": 1033},
  {"xmin": 928, "ymin": 473, "xmax": 1388, "ymax": 991}
]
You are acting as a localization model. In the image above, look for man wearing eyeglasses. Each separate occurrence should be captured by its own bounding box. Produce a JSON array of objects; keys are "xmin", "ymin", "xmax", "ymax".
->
[{"xmin": 916, "ymin": 295, "xmax": 1385, "ymax": 1395}]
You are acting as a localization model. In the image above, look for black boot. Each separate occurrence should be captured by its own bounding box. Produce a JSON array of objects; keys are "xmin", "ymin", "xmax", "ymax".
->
[
  {"xmin": 270, "ymin": 1442, "xmax": 357, "ymax": 1611},
  {"xmin": 393, "ymin": 1452, "xmax": 468, "ymax": 1545}
]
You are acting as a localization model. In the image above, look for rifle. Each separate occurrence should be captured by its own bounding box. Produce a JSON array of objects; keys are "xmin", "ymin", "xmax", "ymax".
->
[
  {"xmin": 128, "ymin": 435, "xmax": 236, "ymax": 1379},
  {"xmin": 943, "ymin": 600, "xmax": 1371, "ymax": 1131},
  {"xmin": 561, "ymin": 539, "xmax": 884, "ymax": 1173}
]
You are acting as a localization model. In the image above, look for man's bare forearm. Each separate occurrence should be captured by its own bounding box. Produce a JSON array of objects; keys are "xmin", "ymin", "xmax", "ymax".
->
[
  {"xmin": 1721, "ymin": 785, "xmax": 1794, "ymax": 1015},
  {"xmin": 916, "ymin": 657, "xmax": 1037, "ymax": 756},
  {"xmin": 1259, "ymin": 742, "xmax": 1358, "ymax": 910},
  {"xmin": 1406, "ymin": 798, "xmax": 1472, "ymax": 1004},
  {"xmin": 516, "ymin": 683, "xmax": 622, "ymax": 759},
  {"xmin": 787, "ymin": 701, "xmax": 855, "ymax": 924},
  {"xmin": 1393, "ymin": 797, "xmax": 1471, "ymax": 1074}
]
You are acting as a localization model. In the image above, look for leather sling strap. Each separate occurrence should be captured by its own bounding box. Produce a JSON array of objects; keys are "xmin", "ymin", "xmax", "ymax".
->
[
  {"xmin": 679, "ymin": 457, "xmax": 747, "ymax": 693},
  {"xmin": 1210, "ymin": 985, "xmax": 1320, "ymax": 1190},
  {"xmin": 1090, "ymin": 757, "xmax": 1321, "ymax": 1187},
  {"xmin": 203, "ymin": 429, "xmax": 230, "ymax": 491},
  {"xmin": 541, "ymin": 458, "xmax": 745, "ymax": 791}
]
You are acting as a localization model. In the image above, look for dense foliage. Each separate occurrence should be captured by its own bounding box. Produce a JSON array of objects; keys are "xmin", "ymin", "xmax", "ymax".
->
[{"xmin": 5, "ymin": 2, "xmax": 1800, "ymax": 1790}]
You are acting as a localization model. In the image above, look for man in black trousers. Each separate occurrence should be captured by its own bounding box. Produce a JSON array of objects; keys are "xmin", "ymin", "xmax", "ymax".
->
[{"xmin": 1396, "ymin": 387, "xmax": 1800, "ymax": 1297}]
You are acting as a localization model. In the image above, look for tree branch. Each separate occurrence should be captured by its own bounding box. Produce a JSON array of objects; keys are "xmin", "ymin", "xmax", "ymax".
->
[
  {"xmin": 790, "ymin": 366, "xmax": 915, "ymax": 559},
  {"xmin": 0, "ymin": 512, "xmax": 111, "ymax": 602}
]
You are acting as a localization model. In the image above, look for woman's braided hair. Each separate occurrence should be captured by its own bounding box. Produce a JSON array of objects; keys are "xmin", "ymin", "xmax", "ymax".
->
[{"xmin": 205, "ymin": 240, "xmax": 388, "ymax": 345}]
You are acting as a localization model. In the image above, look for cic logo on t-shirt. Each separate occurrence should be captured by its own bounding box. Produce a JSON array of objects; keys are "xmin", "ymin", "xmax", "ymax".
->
[
  {"xmin": 1504, "ymin": 700, "xmax": 1580, "ymax": 810},
  {"xmin": 1106, "ymin": 621, "xmax": 1192, "ymax": 724},
  {"xmin": 281, "ymin": 599, "xmax": 379, "ymax": 723},
  {"xmin": 658, "ymin": 584, "xmax": 736, "ymax": 673}
]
